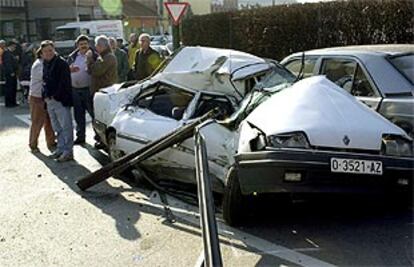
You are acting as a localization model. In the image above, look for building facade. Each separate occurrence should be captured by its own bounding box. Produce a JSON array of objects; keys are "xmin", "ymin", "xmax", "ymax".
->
[{"xmin": 0, "ymin": 0, "xmax": 162, "ymax": 42}]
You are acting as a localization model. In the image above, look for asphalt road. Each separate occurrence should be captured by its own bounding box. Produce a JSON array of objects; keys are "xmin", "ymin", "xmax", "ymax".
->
[{"xmin": 0, "ymin": 100, "xmax": 413, "ymax": 267}]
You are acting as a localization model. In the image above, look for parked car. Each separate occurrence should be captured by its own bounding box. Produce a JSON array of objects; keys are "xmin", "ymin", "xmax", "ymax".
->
[
  {"xmin": 280, "ymin": 45, "xmax": 414, "ymax": 137},
  {"xmin": 151, "ymin": 43, "xmax": 172, "ymax": 59},
  {"xmin": 94, "ymin": 47, "xmax": 413, "ymax": 226},
  {"xmin": 150, "ymin": 35, "xmax": 169, "ymax": 46}
]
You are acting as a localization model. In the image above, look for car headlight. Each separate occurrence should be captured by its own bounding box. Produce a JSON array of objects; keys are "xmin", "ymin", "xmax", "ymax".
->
[
  {"xmin": 382, "ymin": 135, "xmax": 413, "ymax": 157},
  {"xmin": 267, "ymin": 132, "xmax": 310, "ymax": 149}
]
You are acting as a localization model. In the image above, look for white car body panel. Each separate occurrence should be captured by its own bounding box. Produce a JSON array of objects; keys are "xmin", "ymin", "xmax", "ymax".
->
[
  {"xmin": 94, "ymin": 83, "xmax": 142, "ymax": 126},
  {"xmin": 245, "ymin": 76, "xmax": 409, "ymax": 150}
]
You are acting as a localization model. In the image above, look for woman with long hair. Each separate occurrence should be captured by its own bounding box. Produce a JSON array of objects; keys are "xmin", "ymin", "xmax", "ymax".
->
[{"xmin": 28, "ymin": 47, "xmax": 56, "ymax": 153}]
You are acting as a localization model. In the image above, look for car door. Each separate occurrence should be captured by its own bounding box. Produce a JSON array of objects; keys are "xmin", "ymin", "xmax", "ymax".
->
[
  {"xmin": 166, "ymin": 92, "xmax": 238, "ymax": 189},
  {"xmin": 318, "ymin": 56, "xmax": 383, "ymax": 110},
  {"xmin": 115, "ymin": 83, "xmax": 195, "ymax": 167}
]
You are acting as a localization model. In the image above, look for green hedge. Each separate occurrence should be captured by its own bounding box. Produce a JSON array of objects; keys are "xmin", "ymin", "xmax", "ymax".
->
[{"xmin": 182, "ymin": 0, "xmax": 414, "ymax": 60}]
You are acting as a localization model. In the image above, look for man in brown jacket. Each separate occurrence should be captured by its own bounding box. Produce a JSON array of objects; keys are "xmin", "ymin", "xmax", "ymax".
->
[
  {"xmin": 86, "ymin": 35, "xmax": 117, "ymax": 94},
  {"xmin": 86, "ymin": 35, "xmax": 117, "ymax": 148}
]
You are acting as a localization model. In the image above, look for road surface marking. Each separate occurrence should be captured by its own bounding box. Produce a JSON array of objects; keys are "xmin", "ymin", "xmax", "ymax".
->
[
  {"xmin": 143, "ymin": 191, "xmax": 336, "ymax": 267},
  {"xmin": 305, "ymin": 238, "xmax": 320, "ymax": 248},
  {"xmin": 14, "ymin": 113, "xmax": 92, "ymax": 126}
]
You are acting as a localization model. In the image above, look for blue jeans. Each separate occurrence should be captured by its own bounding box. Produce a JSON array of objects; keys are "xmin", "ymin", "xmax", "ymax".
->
[
  {"xmin": 72, "ymin": 88, "xmax": 94, "ymax": 140},
  {"xmin": 45, "ymin": 98, "xmax": 74, "ymax": 156}
]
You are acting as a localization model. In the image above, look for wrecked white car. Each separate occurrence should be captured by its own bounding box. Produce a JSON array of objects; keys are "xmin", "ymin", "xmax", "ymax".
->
[
  {"xmin": 94, "ymin": 47, "xmax": 414, "ymax": 226},
  {"xmin": 94, "ymin": 46, "xmax": 290, "ymax": 148}
]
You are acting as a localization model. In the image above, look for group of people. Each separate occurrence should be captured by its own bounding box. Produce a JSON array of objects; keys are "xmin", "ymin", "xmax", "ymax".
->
[
  {"xmin": 4, "ymin": 32, "xmax": 163, "ymax": 162},
  {"xmin": 0, "ymin": 39, "xmax": 42, "ymax": 107}
]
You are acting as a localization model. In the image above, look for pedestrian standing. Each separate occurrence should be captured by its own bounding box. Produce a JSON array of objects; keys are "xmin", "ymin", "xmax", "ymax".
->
[
  {"xmin": 20, "ymin": 43, "xmax": 37, "ymax": 102},
  {"xmin": 67, "ymin": 35, "xmax": 95, "ymax": 145},
  {"xmin": 86, "ymin": 35, "xmax": 117, "ymax": 149},
  {"xmin": 28, "ymin": 48, "xmax": 56, "ymax": 153},
  {"xmin": 109, "ymin": 37, "xmax": 128, "ymax": 83},
  {"xmin": 41, "ymin": 40, "xmax": 74, "ymax": 162},
  {"xmin": 116, "ymin": 38, "xmax": 127, "ymax": 53},
  {"xmin": 2, "ymin": 40, "xmax": 19, "ymax": 108},
  {"xmin": 127, "ymin": 33, "xmax": 139, "ymax": 80},
  {"xmin": 0, "ymin": 40, "xmax": 5, "ymax": 65},
  {"xmin": 134, "ymin": 33, "xmax": 162, "ymax": 81}
]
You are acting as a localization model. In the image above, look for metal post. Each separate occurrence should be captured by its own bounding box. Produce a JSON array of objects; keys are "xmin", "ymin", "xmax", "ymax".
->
[
  {"xmin": 172, "ymin": 0, "xmax": 180, "ymax": 51},
  {"xmin": 194, "ymin": 123, "xmax": 223, "ymax": 267},
  {"xmin": 24, "ymin": 0, "xmax": 31, "ymax": 42},
  {"xmin": 75, "ymin": 0, "xmax": 80, "ymax": 22}
]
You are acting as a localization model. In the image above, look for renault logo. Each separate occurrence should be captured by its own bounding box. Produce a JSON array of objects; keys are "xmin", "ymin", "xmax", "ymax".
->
[{"xmin": 343, "ymin": 135, "xmax": 350, "ymax": 146}]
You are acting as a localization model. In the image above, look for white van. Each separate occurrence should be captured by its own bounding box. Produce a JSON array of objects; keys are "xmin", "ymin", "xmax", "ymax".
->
[{"xmin": 54, "ymin": 20, "xmax": 124, "ymax": 57}]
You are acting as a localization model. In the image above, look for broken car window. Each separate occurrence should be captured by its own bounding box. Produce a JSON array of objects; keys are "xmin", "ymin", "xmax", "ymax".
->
[
  {"xmin": 137, "ymin": 85, "xmax": 194, "ymax": 120},
  {"xmin": 192, "ymin": 94, "xmax": 235, "ymax": 120},
  {"xmin": 259, "ymin": 65, "xmax": 296, "ymax": 89}
]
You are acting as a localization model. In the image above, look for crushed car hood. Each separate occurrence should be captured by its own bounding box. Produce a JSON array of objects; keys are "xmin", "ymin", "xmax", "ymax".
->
[
  {"xmin": 156, "ymin": 46, "xmax": 271, "ymax": 98},
  {"xmin": 246, "ymin": 76, "xmax": 408, "ymax": 150}
]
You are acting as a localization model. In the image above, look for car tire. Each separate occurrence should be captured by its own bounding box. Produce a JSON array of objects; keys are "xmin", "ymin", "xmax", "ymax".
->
[
  {"xmin": 107, "ymin": 131, "xmax": 123, "ymax": 162},
  {"xmin": 222, "ymin": 166, "xmax": 245, "ymax": 226},
  {"xmin": 107, "ymin": 131, "xmax": 147, "ymax": 186}
]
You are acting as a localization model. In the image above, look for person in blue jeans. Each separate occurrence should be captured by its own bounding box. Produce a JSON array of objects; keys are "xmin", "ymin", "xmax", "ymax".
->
[
  {"xmin": 67, "ymin": 35, "xmax": 96, "ymax": 145},
  {"xmin": 41, "ymin": 40, "xmax": 74, "ymax": 162}
]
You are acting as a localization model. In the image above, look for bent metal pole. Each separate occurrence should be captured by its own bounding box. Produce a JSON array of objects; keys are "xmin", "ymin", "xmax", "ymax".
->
[{"xmin": 194, "ymin": 122, "xmax": 223, "ymax": 267}]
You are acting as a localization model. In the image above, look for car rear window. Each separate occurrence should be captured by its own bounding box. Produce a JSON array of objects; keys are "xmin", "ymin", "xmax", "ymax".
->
[{"xmin": 389, "ymin": 54, "xmax": 414, "ymax": 84}]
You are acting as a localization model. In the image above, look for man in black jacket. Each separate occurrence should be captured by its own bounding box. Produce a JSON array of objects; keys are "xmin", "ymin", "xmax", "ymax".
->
[
  {"xmin": 2, "ymin": 40, "xmax": 19, "ymax": 107},
  {"xmin": 41, "ymin": 40, "xmax": 74, "ymax": 162}
]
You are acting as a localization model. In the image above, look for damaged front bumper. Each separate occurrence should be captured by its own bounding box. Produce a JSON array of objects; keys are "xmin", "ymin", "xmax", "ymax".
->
[{"xmin": 235, "ymin": 148, "xmax": 414, "ymax": 196}]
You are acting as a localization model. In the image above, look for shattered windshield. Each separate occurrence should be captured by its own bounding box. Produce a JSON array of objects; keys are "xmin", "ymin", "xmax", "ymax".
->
[
  {"xmin": 225, "ymin": 64, "xmax": 296, "ymax": 127},
  {"xmin": 224, "ymin": 64, "xmax": 295, "ymax": 127},
  {"xmin": 226, "ymin": 82, "xmax": 292, "ymax": 127},
  {"xmin": 259, "ymin": 64, "xmax": 296, "ymax": 88}
]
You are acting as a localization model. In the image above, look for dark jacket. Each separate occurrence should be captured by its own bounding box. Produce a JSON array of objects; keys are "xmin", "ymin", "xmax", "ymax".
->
[
  {"xmin": 114, "ymin": 48, "xmax": 129, "ymax": 82},
  {"xmin": 43, "ymin": 55, "xmax": 73, "ymax": 107},
  {"xmin": 20, "ymin": 50, "xmax": 35, "ymax": 81},
  {"xmin": 87, "ymin": 48, "xmax": 117, "ymax": 94},
  {"xmin": 134, "ymin": 47, "xmax": 162, "ymax": 81},
  {"xmin": 2, "ymin": 49, "xmax": 18, "ymax": 77}
]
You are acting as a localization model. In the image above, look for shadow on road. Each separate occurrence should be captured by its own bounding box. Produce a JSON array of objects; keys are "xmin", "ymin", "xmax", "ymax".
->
[
  {"xmin": 31, "ymin": 147, "xmax": 258, "ymax": 255},
  {"xmin": 33, "ymin": 151, "xmax": 146, "ymax": 241}
]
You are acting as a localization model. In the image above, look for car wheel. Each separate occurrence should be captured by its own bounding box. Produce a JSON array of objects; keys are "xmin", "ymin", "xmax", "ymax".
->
[
  {"xmin": 107, "ymin": 131, "xmax": 147, "ymax": 186},
  {"xmin": 107, "ymin": 132, "xmax": 123, "ymax": 162},
  {"xmin": 222, "ymin": 166, "xmax": 245, "ymax": 226}
]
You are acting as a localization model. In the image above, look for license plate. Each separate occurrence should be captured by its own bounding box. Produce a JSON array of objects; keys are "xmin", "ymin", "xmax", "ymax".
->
[{"xmin": 330, "ymin": 158, "xmax": 383, "ymax": 175}]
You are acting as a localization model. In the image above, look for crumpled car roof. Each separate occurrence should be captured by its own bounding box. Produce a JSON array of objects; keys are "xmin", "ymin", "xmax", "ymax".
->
[
  {"xmin": 246, "ymin": 76, "xmax": 408, "ymax": 150},
  {"xmin": 156, "ymin": 46, "xmax": 271, "ymax": 98}
]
